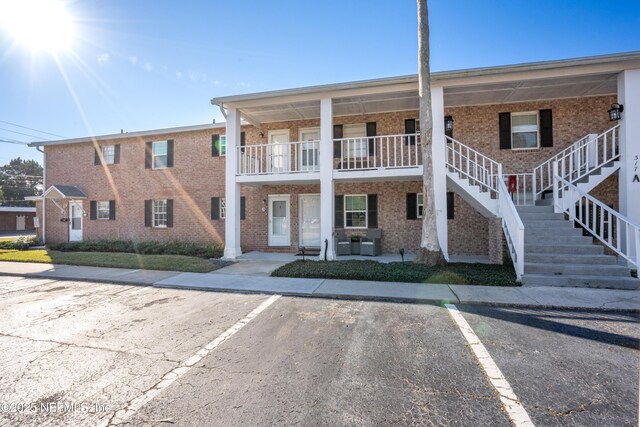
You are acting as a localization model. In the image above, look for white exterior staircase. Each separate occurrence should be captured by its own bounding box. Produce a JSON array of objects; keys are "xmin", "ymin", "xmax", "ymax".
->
[{"xmin": 445, "ymin": 126, "xmax": 639, "ymax": 290}]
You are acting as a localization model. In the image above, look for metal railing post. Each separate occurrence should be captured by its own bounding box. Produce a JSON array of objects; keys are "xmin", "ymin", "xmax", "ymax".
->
[{"xmin": 552, "ymin": 161, "xmax": 560, "ymax": 213}]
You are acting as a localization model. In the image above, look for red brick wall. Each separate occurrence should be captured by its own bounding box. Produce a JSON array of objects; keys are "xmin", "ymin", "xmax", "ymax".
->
[{"xmin": 0, "ymin": 212, "xmax": 36, "ymax": 232}]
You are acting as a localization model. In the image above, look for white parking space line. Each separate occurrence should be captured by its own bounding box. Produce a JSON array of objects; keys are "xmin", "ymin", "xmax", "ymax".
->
[
  {"xmin": 445, "ymin": 304, "xmax": 535, "ymax": 427},
  {"xmin": 101, "ymin": 294, "xmax": 281, "ymax": 426}
]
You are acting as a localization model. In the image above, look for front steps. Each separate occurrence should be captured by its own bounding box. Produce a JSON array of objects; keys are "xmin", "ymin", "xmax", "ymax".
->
[{"xmin": 516, "ymin": 205, "xmax": 639, "ymax": 290}]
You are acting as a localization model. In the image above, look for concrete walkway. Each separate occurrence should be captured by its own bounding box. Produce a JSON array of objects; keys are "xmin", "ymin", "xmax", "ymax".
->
[{"xmin": 0, "ymin": 260, "xmax": 638, "ymax": 311}]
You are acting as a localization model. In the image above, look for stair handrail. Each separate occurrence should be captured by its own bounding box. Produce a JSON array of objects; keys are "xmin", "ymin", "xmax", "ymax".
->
[
  {"xmin": 446, "ymin": 136, "xmax": 500, "ymax": 196},
  {"xmin": 497, "ymin": 165, "xmax": 525, "ymax": 280},
  {"xmin": 533, "ymin": 124, "xmax": 620, "ymax": 199},
  {"xmin": 553, "ymin": 161, "xmax": 639, "ymax": 268}
]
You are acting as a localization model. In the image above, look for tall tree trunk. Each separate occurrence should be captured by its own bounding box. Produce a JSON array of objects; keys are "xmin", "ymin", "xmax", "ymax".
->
[{"xmin": 416, "ymin": 0, "xmax": 445, "ymax": 266}]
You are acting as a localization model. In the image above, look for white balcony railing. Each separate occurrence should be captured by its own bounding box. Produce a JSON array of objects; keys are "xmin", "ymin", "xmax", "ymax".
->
[
  {"xmin": 237, "ymin": 140, "xmax": 320, "ymax": 175},
  {"xmin": 335, "ymin": 133, "xmax": 421, "ymax": 171},
  {"xmin": 501, "ymin": 173, "xmax": 535, "ymax": 206}
]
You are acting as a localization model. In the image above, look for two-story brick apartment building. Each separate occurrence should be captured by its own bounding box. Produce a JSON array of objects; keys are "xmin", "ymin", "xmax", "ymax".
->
[{"xmin": 31, "ymin": 52, "xmax": 640, "ymax": 288}]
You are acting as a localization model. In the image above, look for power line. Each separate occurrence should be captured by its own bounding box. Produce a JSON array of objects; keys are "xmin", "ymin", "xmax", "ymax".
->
[
  {"xmin": 0, "ymin": 127, "xmax": 49, "ymax": 141},
  {"xmin": 0, "ymin": 139, "xmax": 29, "ymax": 145},
  {"xmin": 0, "ymin": 120, "xmax": 66, "ymax": 139}
]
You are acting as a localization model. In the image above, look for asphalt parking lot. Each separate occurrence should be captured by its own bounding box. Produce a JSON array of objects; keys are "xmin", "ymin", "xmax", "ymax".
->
[{"xmin": 0, "ymin": 276, "xmax": 637, "ymax": 426}]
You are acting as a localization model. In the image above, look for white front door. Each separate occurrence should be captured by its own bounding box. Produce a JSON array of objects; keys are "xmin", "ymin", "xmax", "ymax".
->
[
  {"xmin": 16, "ymin": 215, "xmax": 26, "ymax": 231},
  {"xmin": 299, "ymin": 194, "xmax": 321, "ymax": 247},
  {"xmin": 269, "ymin": 130, "xmax": 290, "ymax": 173},
  {"xmin": 268, "ymin": 195, "xmax": 290, "ymax": 247},
  {"xmin": 69, "ymin": 201, "xmax": 83, "ymax": 241},
  {"xmin": 299, "ymin": 128, "xmax": 319, "ymax": 171}
]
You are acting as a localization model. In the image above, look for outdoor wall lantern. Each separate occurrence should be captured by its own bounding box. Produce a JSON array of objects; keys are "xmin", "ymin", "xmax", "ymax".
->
[
  {"xmin": 608, "ymin": 103, "xmax": 624, "ymax": 121},
  {"xmin": 444, "ymin": 115, "xmax": 454, "ymax": 132},
  {"xmin": 444, "ymin": 115, "xmax": 454, "ymax": 141}
]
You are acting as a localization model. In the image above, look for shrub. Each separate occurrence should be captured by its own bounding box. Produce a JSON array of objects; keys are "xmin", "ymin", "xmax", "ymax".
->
[
  {"xmin": 0, "ymin": 236, "xmax": 43, "ymax": 251},
  {"xmin": 47, "ymin": 240, "xmax": 223, "ymax": 259}
]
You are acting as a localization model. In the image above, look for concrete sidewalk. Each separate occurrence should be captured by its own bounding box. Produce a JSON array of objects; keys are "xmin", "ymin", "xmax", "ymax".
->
[{"xmin": 0, "ymin": 261, "xmax": 638, "ymax": 311}]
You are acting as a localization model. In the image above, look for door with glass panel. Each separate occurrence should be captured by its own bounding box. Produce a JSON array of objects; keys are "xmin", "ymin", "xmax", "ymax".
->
[
  {"xmin": 268, "ymin": 130, "xmax": 290, "ymax": 173},
  {"xmin": 299, "ymin": 194, "xmax": 321, "ymax": 247},
  {"xmin": 69, "ymin": 201, "xmax": 83, "ymax": 241},
  {"xmin": 298, "ymin": 128, "xmax": 319, "ymax": 171},
  {"xmin": 268, "ymin": 195, "xmax": 290, "ymax": 246}
]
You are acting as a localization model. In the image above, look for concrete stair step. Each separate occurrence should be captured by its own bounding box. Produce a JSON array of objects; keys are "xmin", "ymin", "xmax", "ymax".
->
[
  {"xmin": 519, "ymin": 212, "xmax": 566, "ymax": 221},
  {"xmin": 535, "ymin": 198, "xmax": 554, "ymax": 206},
  {"xmin": 516, "ymin": 205, "xmax": 554, "ymax": 213},
  {"xmin": 525, "ymin": 253, "xmax": 617, "ymax": 265},
  {"xmin": 522, "ymin": 274, "xmax": 640, "ymax": 290},
  {"xmin": 524, "ymin": 262, "xmax": 631, "ymax": 277},
  {"xmin": 524, "ymin": 220, "xmax": 574, "ymax": 229},
  {"xmin": 525, "ymin": 235, "xmax": 594, "ymax": 245},
  {"xmin": 525, "ymin": 244, "xmax": 603, "ymax": 255},
  {"xmin": 525, "ymin": 227, "xmax": 584, "ymax": 237}
]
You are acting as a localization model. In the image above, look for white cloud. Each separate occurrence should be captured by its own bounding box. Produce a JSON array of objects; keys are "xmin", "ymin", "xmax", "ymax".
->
[
  {"xmin": 143, "ymin": 62, "xmax": 153, "ymax": 72},
  {"xmin": 236, "ymin": 82, "xmax": 251, "ymax": 88},
  {"xmin": 129, "ymin": 55, "xmax": 138, "ymax": 65},
  {"xmin": 176, "ymin": 71, "xmax": 182, "ymax": 79},
  {"xmin": 97, "ymin": 53, "xmax": 110, "ymax": 64},
  {"xmin": 189, "ymin": 71, "xmax": 196, "ymax": 81}
]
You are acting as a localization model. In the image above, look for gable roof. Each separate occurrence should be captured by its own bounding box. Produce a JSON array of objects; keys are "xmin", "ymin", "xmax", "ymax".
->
[{"xmin": 42, "ymin": 185, "xmax": 88, "ymax": 199}]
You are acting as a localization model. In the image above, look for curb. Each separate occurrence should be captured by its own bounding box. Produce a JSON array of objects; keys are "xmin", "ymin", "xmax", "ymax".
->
[{"xmin": 1, "ymin": 271, "xmax": 638, "ymax": 313}]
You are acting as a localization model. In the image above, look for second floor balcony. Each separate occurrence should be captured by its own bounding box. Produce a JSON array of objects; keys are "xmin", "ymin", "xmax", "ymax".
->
[{"xmin": 236, "ymin": 133, "xmax": 423, "ymax": 182}]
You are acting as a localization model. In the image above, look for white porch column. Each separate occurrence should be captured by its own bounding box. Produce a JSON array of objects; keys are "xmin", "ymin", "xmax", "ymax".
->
[
  {"xmin": 319, "ymin": 97, "xmax": 335, "ymax": 260},
  {"xmin": 618, "ymin": 69, "xmax": 640, "ymax": 265},
  {"xmin": 223, "ymin": 107, "xmax": 242, "ymax": 259},
  {"xmin": 431, "ymin": 85, "xmax": 448, "ymax": 260}
]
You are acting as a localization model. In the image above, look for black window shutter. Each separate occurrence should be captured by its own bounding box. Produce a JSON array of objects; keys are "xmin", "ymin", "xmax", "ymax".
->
[
  {"xmin": 240, "ymin": 132, "xmax": 246, "ymax": 153},
  {"xmin": 211, "ymin": 197, "xmax": 220, "ymax": 220},
  {"xmin": 166, "ymin": 199, "xmax": 174, "ymax": 227},
  {"xmin": 539, "ymin": 109, "xmax": 553, "ymax": 147},
  {"xmin": 144, "ymin": 200, "xmax": 152, "ymax": 227},
  {"xmin": 334, "ymin": 195, "xmax": 344, "ymax": 227},
  {"xmin": 212, "ymin": 135, "xmax": 220, "ymax": 157},
  {"xmin": 367, "ymin": 194, "xmax": 378, "ymax": 228},
  {"xmin": 333, "ymin": 124, "xmax": 343, "ymax": 159},
  {"xmin": 145, "ymin": 142, "xmax": 152, "ymax": 168},
  {"xmin": 366, "ymin": 122, "xmax": 376, "ymax": 154},
  {"xmin": 406, "ymin": 193, "xmax": 417, "ymax": 220},
  {"xmin": 90, "ymin": 201, "xmax": 97, "ymax": 220},
  {"xmin": 240, "ymin": 196, "xmax": 246, "ymax": 220},
  {"xmin": 109, "ymin": 200, "xmax": 116, "ymax": 220},
  {"xmin": 94, "ymin": 148, "xmax": 100, "ymax": 166},
  {"xmin": 499, "ymin": 113, "xmax": 511, "ymax": 150},
  {"xmin": 404, "ymin": 119, "xmax": 416, "ymax": 145},
  {"xmin": 114, "ymin": 144, "xmax": 120, "ymax": 164},
  {"xmin": 167, "ymin": 140, "xmax": 174, "ymax": 167},
  {"xmin": 447, "ymin": 192, "xmax": 455, "ymax": 220}
]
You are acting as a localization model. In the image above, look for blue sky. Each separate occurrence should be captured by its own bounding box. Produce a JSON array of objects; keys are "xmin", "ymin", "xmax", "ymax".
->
[{"xmin": 0, "ymin": 0, "xmax": 638, "ymax": 165}]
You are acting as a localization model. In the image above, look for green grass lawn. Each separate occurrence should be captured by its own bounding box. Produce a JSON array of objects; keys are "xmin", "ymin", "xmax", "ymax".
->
[
  {"xmin": 0, "ymin": 249, "xmax": 221, "ymax": 273},
  {"xmin": 272, "ymin": 260, "xmax": 518, "ymax": 286}
]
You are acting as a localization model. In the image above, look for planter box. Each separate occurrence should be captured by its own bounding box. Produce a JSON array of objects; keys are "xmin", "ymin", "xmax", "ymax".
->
[{"xmin": 350, "ymin": 241, "xmax": 360, "ymax": 254}]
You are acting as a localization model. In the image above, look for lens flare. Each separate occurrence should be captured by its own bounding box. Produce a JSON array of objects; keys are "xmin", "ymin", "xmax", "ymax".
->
[{"xmin": 0, "ymin": 0, "xmax": 74, "ymax": 53}]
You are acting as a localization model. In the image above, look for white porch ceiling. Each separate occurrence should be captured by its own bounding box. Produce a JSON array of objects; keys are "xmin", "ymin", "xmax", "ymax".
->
[{"xmin": 238, "ymin": 72, "xmax": 618, "ymax": 124}]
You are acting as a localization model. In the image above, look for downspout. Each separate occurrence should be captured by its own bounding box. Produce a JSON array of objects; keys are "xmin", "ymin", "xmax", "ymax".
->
[{"xmin": 36, "ymin": 146, "xmax": 46, "ymax": 244}]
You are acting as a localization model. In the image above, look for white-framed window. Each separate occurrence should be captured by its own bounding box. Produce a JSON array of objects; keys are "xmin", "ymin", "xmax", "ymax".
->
[
  {"xmin": 153, "ymin": 199, "xmax": 167, "ymax": 228},
  {"xmin": 511, "ymin": 112, "xmax": 539, "ymax": 150},
  {"xmin": 342, "ymin": 124, "xmax": 368, "ymax": 159},
  {"xmin": 152, "ymin": 141, "xmax": 168, "ymax": 169},
  {"xmin": 417, "ymin": 193, "xmax": 424, "ymax": 218},
  {"xmin": 344, "ymin": 194, "xmax": 367, "ymax": 228},
  {"xmin": 97, "ymin": 201, "xmax": 110, "ymax": 220},
  {"xmin": 219, "ymin": 135, "xmax": 227, "ymax": 156},
  {"xmin": 102, "ymin": 145, "xmax": 115, "ymax": 164},
  {"xmin": 220, "ymin": 197, "xmax": 226, "ymax": 219}
]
